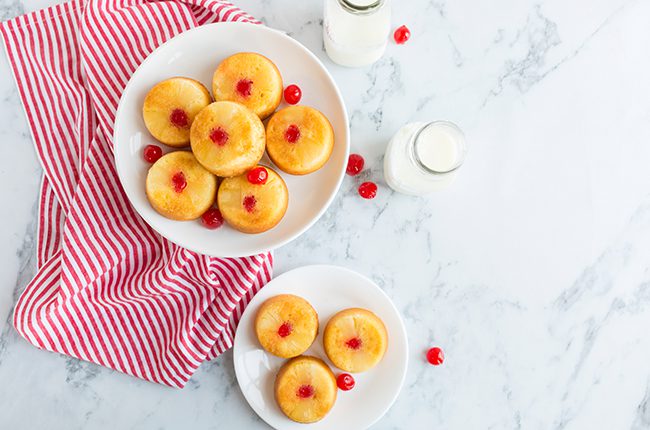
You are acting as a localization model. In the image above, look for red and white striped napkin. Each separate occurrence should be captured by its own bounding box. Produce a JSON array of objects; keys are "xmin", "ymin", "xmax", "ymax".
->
[{"xmin": 1, "ymin": 0, "xmax": 272, "ymax": 388}]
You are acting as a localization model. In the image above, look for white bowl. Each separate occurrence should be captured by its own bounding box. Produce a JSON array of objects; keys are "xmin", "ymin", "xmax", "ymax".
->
[
  {"xmin": 114, "ymin": 23, "xmax": 349, "ymax": 257},
  {"xmin": 233, "ymin": 265, "xmax": 409, "ymax": 430}
]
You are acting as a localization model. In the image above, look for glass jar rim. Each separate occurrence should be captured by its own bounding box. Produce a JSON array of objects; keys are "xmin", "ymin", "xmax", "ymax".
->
[
  {"xmin": 338, "ymin": 0, "xmax": 385, "ymax": 14},
  {"xmin": 410, "ymin": 121, "xmax": 467, "ymax": 175}
]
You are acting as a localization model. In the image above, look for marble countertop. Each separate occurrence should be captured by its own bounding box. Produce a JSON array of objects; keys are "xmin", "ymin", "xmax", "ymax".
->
[{"xmin": 2, "ymin": 0, "xmax": 650, "ymax": 428}]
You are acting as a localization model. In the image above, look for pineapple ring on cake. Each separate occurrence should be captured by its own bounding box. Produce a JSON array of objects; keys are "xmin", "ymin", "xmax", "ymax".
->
[
  {"xmin": 145, "ymin": 151, "xmax": 217, "ymax": 221},
  {"xmin": 255, "ymin": 294, "xmax": 318, "ymax": 358},
  {"xmin": 142, "ymin": 77, "xmax": 212, "ymax": 147},
  {"xmin": 212, "ymin": 52, "xmax": 283, "ymax": 120},
  {"xmin": 217, "ymin": 165, "xmax": 288, "ymax": 234},
  {"xmin": 190, "ymin": 101, "xmax": 266, "ymax": 177},
  {"xmin": 265, "ymin": 105, "xmax": 334, "ymax": 175},
  {"xmin": 323, "ymin": 308, "xmax": 388, "ymax": 373},
  {"xmin": 274, "ymin": 356, "xmax": 337, "ymax": 424}
]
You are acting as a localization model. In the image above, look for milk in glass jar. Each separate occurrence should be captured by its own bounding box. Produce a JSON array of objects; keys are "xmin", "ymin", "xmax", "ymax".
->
[
  {"xmin": 383, "ymin": 121, "xmax": 467, "ymax": 195},
  {"xmin": 323, "ymin": 0, "xmax": 391, "ymax": 67}
]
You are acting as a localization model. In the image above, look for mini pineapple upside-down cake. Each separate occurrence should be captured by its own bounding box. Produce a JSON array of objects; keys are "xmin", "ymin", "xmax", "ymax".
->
[
  {"xmin": 255, "ymin": 294, "xmax": 318, "ymax": 358},
  {"xmin": 274, "ymin": 356, "xmax": 337, "ymax": 424},
  {"xmin": 142, "ymin": 77, "xmax": 212, "ymax": 147}
]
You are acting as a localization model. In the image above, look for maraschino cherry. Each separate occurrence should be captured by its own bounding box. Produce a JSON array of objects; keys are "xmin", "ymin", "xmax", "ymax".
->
[
  {"xmin": 201, "ymin": 208, "xmax": 224, "ymax": 229},
  {"xmin": 346, "ymin": 154, "xmax": 365, "ymax": 176},
  {"xmin": 337, "ymin": 373, "xmax": 355, "ymax": 391},
  {"xmin": 426, "ymin": 347, "xmax": 444, "ymax": 365},
  {"xmin": 284, "ymin": 84, "xmax": 302, "ymax": 105},
  {"xmin": 143, "ymin": 145, "xmax": 162, "ymax": 163},
  {"xmin": 247, "ymin": 166, "xmax": 268, "ymax": 185},
  {"xmin": 394, "ymin": 25, "xmax": 411, "ymax": 44},
  {"xmin": 285, "ymin": 124, "xmax": 301, "ymax": 143},
  {"xmin": 171, "ymin": 172, "xmax": 187, "ymax": 193},
  {"xmin": 358, "ymin": 182, "xmax": 377, "ymax": 199}
]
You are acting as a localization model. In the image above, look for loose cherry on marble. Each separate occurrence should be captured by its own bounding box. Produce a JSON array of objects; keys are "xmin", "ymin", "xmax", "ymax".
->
[
  {"xmin": 277, "ymin": 322, "xmax": 293, "ymax": 338},
  {"xmin": 285, "ymin": 124, "xmax": 301, "ymax": 143},
  {"xmin": 394, "ymin": 25, "xmax": 411, "ymax": 44},
  {"xmin": 297, "ymin": 384, "xmax": 315, "ymax": 399},
  {"xmin": 426, "ymin": 347, "xmax": 444, "ymax": 366},
  {"xmin": 243, "ymin": 195, "xmax": 257, "ymax": 213},
  {"xmin": 358, "ymin": 181, "xmax": 377, "ymax": 199},
  {"xmin": 346, "ymin": 154, "xmax": 365, "ymax": 176},
  {"xmin": 143, "ymin": 144, "xmax": 162, "ymax": 163},
  {"xmin": 169, "ymin": 108, "xmax": 189, "ymax": 128},
  {"xmin": 247, "ymin": 166, "xmax": 268, "ymax": 185},
  {"xmin": 236, "ymin": 79, "xmax": 253, "ymax": 97},
  {"xmin": 171, "ymin": 172, "xmax": 187, "ymax": 193},
  {"xmin": 284, "ymin": 84, "xmax": 302, "ymax": 105},
  {"xmin": 210, "ymin": 127, "xmax": 229, "ymax": 146},
  {"xmin": 337, "ymin": 373, "xmax": 355, "ymax": 391},
  {"xmin": 201, "ymin": 208, "xmax": 224, "ymax": 229}
]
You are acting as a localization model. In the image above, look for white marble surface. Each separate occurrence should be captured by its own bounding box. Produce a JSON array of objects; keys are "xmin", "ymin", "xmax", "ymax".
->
[{"xmin": 2, "ymin": 0, "xmax": 650, "ymax": 428}]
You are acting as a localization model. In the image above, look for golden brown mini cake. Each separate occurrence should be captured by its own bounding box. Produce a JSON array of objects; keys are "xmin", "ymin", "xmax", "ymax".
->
[
  {"xmin": 274, "ymin": 356, "xmax": 337, "ymax": 424},
  {"xmin": 145, "ymin": 151, "xmax": 217, "ymax": 220},
  {"xmin": 323, "ymin": 308, "xmax": 388, "ymax": 373},
  {"xmin": 255, "ymin": 294, "xmax": 318, "ymax": 358},
  {"xmin": 265, "ymin": 105, "xmax": 334, "ymax": 175},
  {"xmin": 142, "ymin": 77, "xmax": 212, "ymax": 147},
  {"xmin": 190, "ymin": 101, "xmax": 266, "ymax": 177},
  {"xmin": 212, "ymin": 52, "xmax": 283, "ymax": 119},
  {"xmin": 217, "ymin": 165, "xmax": 288, "ymax": 234}
]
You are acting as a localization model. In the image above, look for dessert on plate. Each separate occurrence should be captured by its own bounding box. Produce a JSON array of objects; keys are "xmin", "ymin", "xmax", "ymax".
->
[
  {"xmin": 255, "ymin": 294, "xmax": 318, "ymax": 358},
  {"xmin": 265, "ymin": 105, "xmax": 334, "ymax": 175},
  {"xmin": 190, "ymin": 101, "xmax": 266, "ymax": 177},
  {"xmin": 145, "ymin": 151, "xmax": 217, "ymax": 220},
  {"xmin": 274, "ymin": 356, "xmax": 337, "ymax": 424},
  {"xmin": 142, "ymin": 77, "xmax": 212, "ymax": 147},
  {"xmin": 323, "ymin": 308, "xmax": 388, "ymax": 373},
  {"xmin": 212, "ymin": 52, "xmax": 283, "ymax": 120},
  {"xmin": 217, "ymin": 165, "xmax": 288, "ymax": 234}
]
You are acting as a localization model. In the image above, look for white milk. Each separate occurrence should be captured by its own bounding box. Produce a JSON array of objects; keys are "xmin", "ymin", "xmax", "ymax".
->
[
  {"xmin": 323, "ymin": 0, "xmax": 391, "ymax": 68},
  {"xmin": 384, "ymin": 121, "xmax": 467, "ymax": 195}
]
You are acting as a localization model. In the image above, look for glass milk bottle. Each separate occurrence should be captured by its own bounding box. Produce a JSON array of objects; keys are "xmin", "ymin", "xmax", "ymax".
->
[
  {"xmin": 323, "ymin": 0, "xmax": 391, "ymax": 67},
  {"xmin": 384, "ymin": 121, "xmax": 467, "ymax": 195}
]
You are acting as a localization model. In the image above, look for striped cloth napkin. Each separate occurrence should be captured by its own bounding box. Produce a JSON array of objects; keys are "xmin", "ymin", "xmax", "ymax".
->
[{"xmin": 1, "ymin": 0, "xmax": 272, "ymax": 388}]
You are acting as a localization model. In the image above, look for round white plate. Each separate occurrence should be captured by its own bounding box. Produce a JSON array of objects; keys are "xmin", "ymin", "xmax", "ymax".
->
[
  {"xmin": 114, "ymin": 23, "xmax": 349, "ymax": 257},
  {"xmin": 233, "ymin": 265, "xmax": 408, "ymax": 430}
]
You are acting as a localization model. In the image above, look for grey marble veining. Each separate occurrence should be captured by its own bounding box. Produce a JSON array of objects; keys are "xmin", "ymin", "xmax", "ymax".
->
[{"xmin": 2, "ymin": 0, "xmax": 650, "ymax": 429}]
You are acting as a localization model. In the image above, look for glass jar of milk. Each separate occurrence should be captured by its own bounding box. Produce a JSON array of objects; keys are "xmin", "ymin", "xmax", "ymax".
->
[
  {"xmin": 323, "ymin": 0, "xmax": 391, "ymax": 67},
  {"xmin": 384, "ymin": 121, "xmax": 467, "ymax": 195}
]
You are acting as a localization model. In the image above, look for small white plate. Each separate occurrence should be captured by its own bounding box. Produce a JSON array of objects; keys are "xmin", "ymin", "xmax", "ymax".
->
[
  {"xmin": 114, "ymin": 23, "xmax": 349, "ymax": 257},
  {"xmin": 233, "ymin": 265, "xmax": 408, "ymax": 430}
]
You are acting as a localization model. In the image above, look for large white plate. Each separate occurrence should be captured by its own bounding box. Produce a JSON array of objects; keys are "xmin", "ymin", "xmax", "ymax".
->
[
  {"xmin": 233, "ymin": 265, "xmax": 408, "ymax": 430},
  {"xmin": 114, "ymin": 23, "xmax": 349, "ymax": 257}
]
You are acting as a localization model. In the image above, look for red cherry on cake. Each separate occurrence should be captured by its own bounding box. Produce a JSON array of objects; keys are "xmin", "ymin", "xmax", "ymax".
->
[
  {"xmin": 337, "ymin": 373, "xmax": 355, "ymax": 391},
  {"xmin": 171, "ymin": 171, "xmax": 187, "ymax": 193},
  {"xmin": 284, "ymin": 84, "xmax": 302, "ymax": 105},
  {"xmin": 426, "ymin": 347, "xmax": 444, "ymax": 365},
  {"xmin": 236, "ymin": 78, "xmax": 253, "ymax": 97},
  {"xmin": 297, "ymin": 384, "xmax": 315, "ymax": 399},
  {"xmin": 358, "ymin": 181, "xmax": 377, "ymax": 199},
  {"xmin": 284, "ymin": 124, "xmax": 301, "ymax": 143},
  {"xmin": 346, "ymin": 153, "xmax": 364, "ymax": 176},
  {"xmin": 394, "ymin": 25, "xmax": 411, "ymax": 44},
  {"xmin": 247, "ymin": 166, "xmax": 268, "ymax": 185},
  {"xmin": 201, "ymin": 207, "xmax": 224, "ymax": 229},
  {"xmin": 277, "ymin": 322, "xmax": 293, "ymax": 338},
  {"xmin": 143, "ymin": 144, "xmax": 162, "ymax": 163},
  {"xmin": 169, "ymin": 108, "xmax": 189, "ymax": 128},
  {"xmin": 209, "ymin": 127, "xmax": 229, "ymax": 146},
  {"xmin": 243, "ymin": 195, "xmax": 257, "ymax": 213}
]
